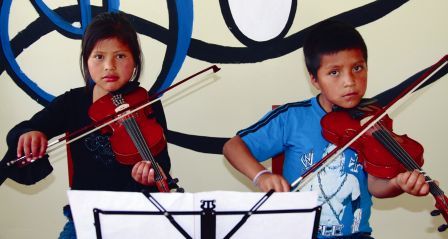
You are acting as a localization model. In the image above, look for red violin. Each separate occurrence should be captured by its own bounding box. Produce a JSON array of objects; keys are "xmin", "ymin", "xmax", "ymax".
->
[
  {"xmin": 321, "ymin": 102, "xmax": 448, "ymax": 232},
  {"xmin": 89, "ymin": 87, "xmax": 167, "ymax": 165},
  {"xmin": 89, "ymin": 86, "xmax": 170, "ymax": 192},
  {"xmin": 321, "ymin": 103, "xmax": 424, "ymax": 179}
]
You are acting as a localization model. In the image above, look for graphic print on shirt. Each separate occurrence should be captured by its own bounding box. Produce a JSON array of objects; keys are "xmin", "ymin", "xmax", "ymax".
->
[
  {"xmin": 83, "ymin": 132, "xmax": 116, "ymax": 166},
  {"xmin": 349, "ymin": 155, "xmax": 362, "ymax": 173},
  {"xmin": 300, "ymin": 150, "xmax": 314, "ymax": 170},
  {"xmin": 301, "ymin": 144, "xmax": 362, "ymax": 237}
]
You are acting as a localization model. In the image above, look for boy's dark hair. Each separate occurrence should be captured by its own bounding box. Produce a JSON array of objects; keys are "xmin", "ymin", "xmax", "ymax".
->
[
  {"xmin": 80, "ymin": 12, "xmax": 143, "ymax": 88},
  {"xmin": 303, "ymin": 20, "xmax": 367, "ymax": 78}
]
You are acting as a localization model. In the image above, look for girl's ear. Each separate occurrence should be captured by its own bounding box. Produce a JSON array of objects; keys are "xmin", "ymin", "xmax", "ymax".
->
[{"xmin": 130, "ymin": 67, "xmax": 137, "ymax": 81}]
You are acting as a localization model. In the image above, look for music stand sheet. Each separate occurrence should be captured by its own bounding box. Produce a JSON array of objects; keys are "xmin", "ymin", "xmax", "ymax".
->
[{"xmin": 68, "ymin": 190, "xmax": 318, "ymax": 239}]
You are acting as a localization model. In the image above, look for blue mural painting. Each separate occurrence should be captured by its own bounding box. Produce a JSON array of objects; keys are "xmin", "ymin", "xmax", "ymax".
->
[{"xmin": 0, "ymin": 0, "xmax": 447, "ymax": 154}]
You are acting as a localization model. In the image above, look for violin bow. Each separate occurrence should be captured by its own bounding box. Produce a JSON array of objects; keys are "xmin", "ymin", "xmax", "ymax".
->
[{"xmin": 7, "ymin": 65, "xmax": 221, "ymax": 167}]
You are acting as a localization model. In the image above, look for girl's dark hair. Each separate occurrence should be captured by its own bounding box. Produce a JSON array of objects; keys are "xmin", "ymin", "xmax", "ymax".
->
[
  {"xmin": 80, "ymin": 12, "xmax": 143, "ymax": 88},
  {"xmin": 303, "ymin": 20, "xmax": 368, "ymax": 78}
]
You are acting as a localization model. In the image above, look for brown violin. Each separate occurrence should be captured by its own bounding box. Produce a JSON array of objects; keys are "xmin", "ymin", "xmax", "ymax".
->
[
  {"xmin": 321, "ymin": 103, "xmax": 424, "ymax": 179},
  {"xmin": 321, "ymin": 103, "xmax": 448, "ymax": 232},
  {"xmin": 89, "ymin": 87, "xmax": 167, "ymax": 165},
  {"xmin": 89, "ymin": 86, "xmax": 170, "ymax": 192}
]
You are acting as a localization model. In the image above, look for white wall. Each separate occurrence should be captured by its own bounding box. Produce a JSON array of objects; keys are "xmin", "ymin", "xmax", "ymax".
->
[{"xmin": 1, "ymin": 1, "xmax": 447, "ymax": 238}]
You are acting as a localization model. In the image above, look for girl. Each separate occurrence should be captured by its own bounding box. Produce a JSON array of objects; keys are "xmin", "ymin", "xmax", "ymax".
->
[{"xmin": 2, "ymin": 12, "xmax": 172, "ymax": 238}]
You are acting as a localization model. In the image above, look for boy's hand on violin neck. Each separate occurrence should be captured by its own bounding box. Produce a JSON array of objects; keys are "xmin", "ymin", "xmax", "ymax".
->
[
  {"xmin": 395, "ymin": 170, "xmax": 430, "ymax": 197},
  {"xmin": 256, "ymin": 173, "xmax": 290, "ymax": 192}
]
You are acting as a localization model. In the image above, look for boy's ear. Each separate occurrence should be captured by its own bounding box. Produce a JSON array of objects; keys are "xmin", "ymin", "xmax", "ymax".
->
[{"xmin": 309, "ymin": 73, "xmax": 321, "ymax": 90}]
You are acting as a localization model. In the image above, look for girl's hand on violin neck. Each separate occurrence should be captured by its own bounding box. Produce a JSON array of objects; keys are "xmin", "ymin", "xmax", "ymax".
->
[
  {"xmin": 17, "ymin": 131, "xmax": 48, "ymax": 162},
  {"xmin": 132, "ymin": 161, "xmax": 154, "ymax": 185},
  {"xmin": 256, "ymin": 173, "xmax": 290, "ymax": 192},
  {"xmin": 395, "ymin": 170, "xmax": 430, "ymax": 197},
  {"xmin": 131, "ymin": 161, "xmax": 165, "ymax": 186}
]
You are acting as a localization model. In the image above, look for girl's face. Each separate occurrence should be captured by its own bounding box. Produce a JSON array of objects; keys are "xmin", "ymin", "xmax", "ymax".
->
[
  {"xmin": 310, "ymin": 48, "xmax": 367, "ymax": 112},
  {"xmin": 88, "ymin": 37, "xmax": 135, "ymax": 97}
]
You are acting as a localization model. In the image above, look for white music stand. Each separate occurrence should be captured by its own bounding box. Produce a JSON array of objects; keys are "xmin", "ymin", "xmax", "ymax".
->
[{"xmin": 68, "ymin": 190, "xmax": 320, "ymax": 239}]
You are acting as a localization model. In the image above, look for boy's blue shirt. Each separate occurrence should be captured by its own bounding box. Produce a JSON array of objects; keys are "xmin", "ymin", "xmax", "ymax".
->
[{"xmin": 238, "ymin": 96, "xmax": 373, "ymax": 237}]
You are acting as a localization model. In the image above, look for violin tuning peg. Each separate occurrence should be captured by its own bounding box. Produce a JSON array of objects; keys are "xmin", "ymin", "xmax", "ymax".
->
[
  {"xmin": 438, "ymin": 224, "xmax": 448, "ymax": 232},
  {"xmin": 431, "ymin": 209, "xmax": 441, "ymax": 216}
]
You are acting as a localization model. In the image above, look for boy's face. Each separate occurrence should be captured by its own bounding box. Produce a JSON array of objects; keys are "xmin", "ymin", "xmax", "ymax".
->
[{"xmin": 310, "ymin": 48, "xmax": 367, "ymax": 112}]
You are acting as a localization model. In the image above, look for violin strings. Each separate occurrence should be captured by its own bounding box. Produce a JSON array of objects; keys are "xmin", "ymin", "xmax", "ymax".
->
[
  {"xmin": 373, "ymin": 123, "xmax": 444, "ymax": 196},
  {"xmin": 125, "ymin": 117, "xmax": 164, "ymax": 181},
  {"xmin": 112, "ymin": 94, "xmax": 160, "ymax": 179},
  {"xmin": 125, "ymin": 118, "xmax": 169, "ymax": 192},
  {"xmin": 373, "ymin": 123, "xmax": 419, "ymax": 170},
  {"xmin": 374, "ymin": 124, "xmax": 417, "ymax": 170},
  {"xmin": 122, "ymin": 118, "xmax": 147, "ymax": 160},
  {"xmin": 373, "ymin": 124, "xmax": 443, "ymax": 196},
  {"xmin": 113, "ymin": 93, "xmax": 168, "ymax": 192},
  {"xmin": 129, "ymin": 118, "xmax": 168, "ymax": 192}
]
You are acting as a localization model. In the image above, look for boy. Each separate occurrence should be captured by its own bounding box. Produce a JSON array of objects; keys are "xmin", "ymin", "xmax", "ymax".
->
[{"xmin": 223, "ymin": 20, "xmax": 429, "ymax": 238}]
